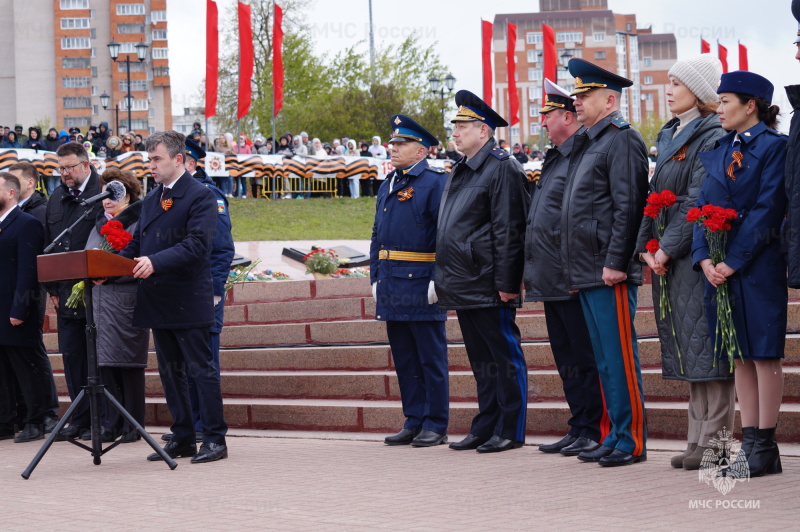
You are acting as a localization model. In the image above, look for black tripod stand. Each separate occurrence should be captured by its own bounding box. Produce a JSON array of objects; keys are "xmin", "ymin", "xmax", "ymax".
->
[{"xmin": 22, "ymin": 250, "xmax": 177, "ymax": 479}]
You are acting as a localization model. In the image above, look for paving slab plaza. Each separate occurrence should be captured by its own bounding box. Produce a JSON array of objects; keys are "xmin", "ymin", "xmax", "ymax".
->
[{"xmin": 1, "ymin": 430, "xmax": 798, "ymax": 531}]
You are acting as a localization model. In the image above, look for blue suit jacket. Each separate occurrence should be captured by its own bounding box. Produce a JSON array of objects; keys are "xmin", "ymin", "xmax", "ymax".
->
[
  {"xmin": 370, "ymin": 159, "xmax": 447, "ymax": 321},
  {"xmin": 0, "ymin": 207, "xmax": 45, "ymax": 346},
  {"xmin": 120, "ymin": 171, "xmax": 216, "ymax": 329}
]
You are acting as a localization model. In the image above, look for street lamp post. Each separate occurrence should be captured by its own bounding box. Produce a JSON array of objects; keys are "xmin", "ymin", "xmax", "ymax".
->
[
  {"xmin": 107, "ymin": 40, "xmax": 148, "ymax": 134},
  {"xmin": 99, "ymin": 92, "xmax": 120, "ymax": 133},
  {"xmin": 428, "ymin": 73, "xmax": 456, "ymax": 138}
]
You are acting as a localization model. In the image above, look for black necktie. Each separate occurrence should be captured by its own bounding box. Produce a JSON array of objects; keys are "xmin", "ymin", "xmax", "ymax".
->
[{"xmin": 71, "ymin": 189, "xmax": 80, "ymax": 198}]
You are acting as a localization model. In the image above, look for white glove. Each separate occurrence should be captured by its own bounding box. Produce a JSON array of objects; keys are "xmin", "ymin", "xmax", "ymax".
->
[
  {"xmin": 213, "ymin": 295, "xmax": 222, "ymax": 306},
  {"xmin": 427, "ymin": 280, "xmax": 438, "ymax": 305},
  {"xmin": 372, "ymin": 282, "xmax": 377, "ymax": 302}
]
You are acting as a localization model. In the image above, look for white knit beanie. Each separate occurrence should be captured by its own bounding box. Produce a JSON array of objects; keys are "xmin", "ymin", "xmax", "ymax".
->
[{"xmin": 667, "ymin": 54, "xmax": 723, "ymax": 104}]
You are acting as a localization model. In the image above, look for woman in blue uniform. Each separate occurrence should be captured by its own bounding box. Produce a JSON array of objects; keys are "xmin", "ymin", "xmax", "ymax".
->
[{"xmin": 692, "ymin": 71, "xmax": 787, "ymax": 477}]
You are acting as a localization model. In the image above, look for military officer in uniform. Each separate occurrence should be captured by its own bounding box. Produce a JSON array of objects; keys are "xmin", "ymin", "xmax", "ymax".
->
[
  {"xmin": 370, "ymin": 115, "xmax": 449, "ymax": 447},
  {"xmin": 561, "ymin": 59, "xmax": 649, "ymax": 466},
  {"xmin": 161, "ymin": 138, "xmax": 235, "ymax": 443},
  {"xmin": 436, "ymin": 91, "xmax": 529, "ymax": 453},
  {"xmin": 524, "ymin": 79, "xmax": 608, "ymax": 456}
]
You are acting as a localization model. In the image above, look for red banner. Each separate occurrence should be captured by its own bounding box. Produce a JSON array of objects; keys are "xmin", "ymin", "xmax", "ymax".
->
[
  {"xmin": 718, "ymin": 42, "xmax": 728, "ymax": 74},
  {"xmin": 237, "ymin": 1, "xmax": 254, "ymax": 120},
  {"xmin": 507, "ymin": 22, "xmax": 519, "ymax": 127},
  {"xmin": 481, "ymin": 20, "xmax": 493, "ymax": 107},
  {"xmin": 738, "ymin": 42, "xmax": 748, "ymax": 71},
  {"xmin": 701, "ymin": 38, "xmax": 710, "ymax": 54},
  {"xmin": 273, "ymin": 3, "xmax": 284, "ymax": 117},
  {"xmin": 542, "ymin": 24, "xmax": 557, "ymax": 105},
  {"xmin": 205, "ymin": 0, "xmax": 218, "ymax": 119}
]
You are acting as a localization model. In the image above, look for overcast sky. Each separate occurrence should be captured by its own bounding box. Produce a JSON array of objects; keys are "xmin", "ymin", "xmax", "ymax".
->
[{"xmin": 168, "ymin": 0, "xmax": 800, "ymax": 132}]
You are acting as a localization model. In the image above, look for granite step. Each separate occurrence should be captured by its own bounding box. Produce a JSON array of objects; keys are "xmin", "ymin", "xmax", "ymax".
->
[
  {"xmin": 51, "ymin": 366, "xmax": 800, "ymax": 404},
  {"xmin": 54, "ymin": 396, "xmax": 800, "ymax": 442},
  {"xmin": 46, "ymin": 334, "xmax": 800, "ymax": 375}
]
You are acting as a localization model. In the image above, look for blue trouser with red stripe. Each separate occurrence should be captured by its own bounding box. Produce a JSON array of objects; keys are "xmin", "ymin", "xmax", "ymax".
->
[
  {"xmin": 456, "ymin": 307, "xmax": 528, "ymax": 442},
  {"xmin": 579, "ymin": 284, "xmax": 647, "ymax": 456}
]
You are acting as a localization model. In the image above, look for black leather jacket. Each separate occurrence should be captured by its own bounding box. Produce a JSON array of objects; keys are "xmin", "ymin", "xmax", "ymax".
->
[
  {"xmin": 524, "ymin": 130, "xmax": 582, "ymax": 301},
  {"xmin": 435, "ymin": 137, "xmax": 528, "ymax": 309},
  {"xmin": 785, "ymin": 84, "xmax": 800, "ymax": 288},
  {"xmin": 561, "ymin": 111, "xmax": 649, "ymax": 289}
]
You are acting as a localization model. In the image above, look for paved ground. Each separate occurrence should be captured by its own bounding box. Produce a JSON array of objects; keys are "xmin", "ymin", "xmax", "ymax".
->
[{"xmin": 1, "ymin": 430, "xmax": 797, "ymax": 531}]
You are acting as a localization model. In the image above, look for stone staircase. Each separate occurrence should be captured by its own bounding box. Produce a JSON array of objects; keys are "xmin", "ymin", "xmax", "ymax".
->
[{"xmin": 44, "ymin": 278, "xmax": 800, "ymax": 442}]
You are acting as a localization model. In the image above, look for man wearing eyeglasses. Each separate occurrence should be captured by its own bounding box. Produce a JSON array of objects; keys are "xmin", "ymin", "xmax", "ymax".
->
[{"xmin": 44, "ymin": 142, "xmax": 103, "ymax": 441}]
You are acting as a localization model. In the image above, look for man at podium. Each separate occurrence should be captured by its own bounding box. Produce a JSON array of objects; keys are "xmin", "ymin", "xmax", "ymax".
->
[{"xmin": 119, "ymin": 130, "xmax": 228, "ymax": 464}]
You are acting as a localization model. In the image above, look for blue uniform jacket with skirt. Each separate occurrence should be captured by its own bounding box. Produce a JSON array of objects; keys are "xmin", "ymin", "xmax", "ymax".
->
[
  {"xmin": 370, "ymin": 159, "xmax": 447, "ymax": 321},
  {"xmin": 691, "ymin": 122, "xmax": 788, "ymax": 360}
]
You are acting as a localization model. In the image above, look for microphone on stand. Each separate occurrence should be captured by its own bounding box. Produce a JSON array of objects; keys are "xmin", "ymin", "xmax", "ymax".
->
[{"xmin": 79, "ymin": 180, "xmax": 126, "ymax": 208}]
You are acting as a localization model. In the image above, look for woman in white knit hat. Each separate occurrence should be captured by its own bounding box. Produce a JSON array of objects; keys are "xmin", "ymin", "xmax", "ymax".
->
[{"xmin": 635, "ymin": 54, "xmax": 734, "ymax": 471}]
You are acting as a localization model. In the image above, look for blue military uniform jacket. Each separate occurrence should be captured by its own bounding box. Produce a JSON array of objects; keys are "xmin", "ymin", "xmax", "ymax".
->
[
  {"xmin": 370, "ymin": 159, "xmax": 447, "ymax": 321},
  {"xmin": 0, "ymin": 207, "xmax": 45, "ymax": 347},
  {"xmin": 692, "ymin": 122, "xmax": 788, "ymax": 359},
  {"xmin": 120, "ymin": 170, "xmax": 217, "ymax": 330}
]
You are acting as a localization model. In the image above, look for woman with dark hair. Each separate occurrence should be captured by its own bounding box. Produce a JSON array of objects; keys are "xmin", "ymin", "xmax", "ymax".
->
[
  {"xmin": 637, "ymin": 55, "xmax": 733, "ymax": 471},
  {"xmin": 692, "ymin": 71, "xmax": 787, "ymax": 477},
  {"xmin": 23, "ymin": 127, "xmax": 46, "ymax": 151},
  {"xmin": 1, "ymin": 131, "xmax": 22, "ymax": 148},
  {"xmin": 84, "ymin": 168, "xmax": 148, "ymax": 442}
]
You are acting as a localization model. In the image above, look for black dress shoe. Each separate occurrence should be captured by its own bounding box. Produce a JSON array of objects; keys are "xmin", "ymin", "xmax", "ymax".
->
[
  {"xmin": 598, "ymin": 448, "xmax": 647, "ymax": 467},
  {"xmin": 411, "ymin": 430, "xmax": 448, "ymax": 447},
  {"xmin": 449, "ymin": 434, "xmax": 487, "ymax": 451},
  {"xmin": 54, "ymin": 425, "xmax": 85, "ymax": 441},
  {"xmin": 538, "ymin": 434, "xmax": 577, "ymax": 453},
  {"xmin": 101, "ymin": 428, "xmax": 119, "ymax": 443},
  {"xmin": 191, "ymin": 442, "xmax": 228, "ymax": 463},
  {"xmin": 14, "ymin": 424, "xmax": 44, "ymax": 443},
  {"xmin": 147, "ymin": 440, "xmax": 197, "ymax": 462},
  {"xmin": 577, "ymin": 444, "xmax": 615, "ymax": 462},
  {"xmin": 560, "ymin": 436, "xmax": 601, "ymax": 456},
  {"xmin": 161, "ymin": 432, "xmax": 172, "ymax": 442},
  {"xmin": 384, "ymin": 428, "xmax": 421, "ymax": 446},
  {"xmin": 43, "ymin": 415, "xmax": 59, "ymax": 434},
  {"xmin": 119, "ymin": 431, "xmax": 141, "ymax": 443},
  {"xmin": 476, "ymin": 435, "xmax": 524, "ymax": 453},
  {"xmin": 80, "ymin": 429, "xmax": 92, "ymax": 441}
]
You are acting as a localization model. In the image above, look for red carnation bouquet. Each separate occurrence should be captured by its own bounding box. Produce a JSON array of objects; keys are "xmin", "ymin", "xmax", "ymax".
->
[
  {"xmin": 643, "ymin": 190, "xmax": 683, "ymax": 373},
  {"xmin": 66, "ymin": 220, "xmax": 133, "ymax": 309},
  {"xmin": 99, "ymin": 220, "xmax": 133, "ymax": 252},
  {"xmin": 686, "ymin": 204, "xmax": 741, "ymax": 369}
]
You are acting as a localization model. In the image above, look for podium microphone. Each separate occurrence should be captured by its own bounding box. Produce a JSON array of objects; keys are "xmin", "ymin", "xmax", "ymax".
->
[{"xmin": 79, "ymin": 180, "xmax": 126, "ymax": 208}]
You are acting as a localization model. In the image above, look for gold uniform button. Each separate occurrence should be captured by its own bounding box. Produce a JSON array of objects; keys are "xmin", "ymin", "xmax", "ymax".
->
[
  {"xmin": 383, "ymin": 208, "xmax": 387, "ymax": 212},
  {"xmin": 377, "ymin": 315, "xmax": 380, "ymax": 319},
  {"xmin": 408, "ymin": 274, "xmax": 412, "ymax": 277}
]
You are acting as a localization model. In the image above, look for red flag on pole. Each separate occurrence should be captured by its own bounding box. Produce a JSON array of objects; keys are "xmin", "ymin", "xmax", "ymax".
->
[
  {"xmin": 273, "ymin": 3, "xmax": 284, "ymax": 117},
  {"xmin": 738, "ymin": 42, "xmax": 748, "ymax": 71},
  {"xmin": 542, "ymin": 24, "xmax": 557, "ymax": 105},
  {"xmin": 237, "ymin": 1, "xmax": 254, "ymax": 121},
  {"xmin": 718, "ymin": 42, "xmax": 728, "ymax": 74},
  {"xmin": 481, "ymin": 20, "xmax": 493, "ymax": 107},
  {"xmin": 701, "ymin": 38, "xmax": 710, "ymax": 54},
  {"xmin": 507, "ymin": 22, "xmax": 519, "ymax": 127},
  {"xmin": 205, "ymin": 0, "xmax": 218, "ymax": 119}
]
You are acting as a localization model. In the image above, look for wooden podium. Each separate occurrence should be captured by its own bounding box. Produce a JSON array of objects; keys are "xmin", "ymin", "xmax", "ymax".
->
[
  {"xmin": 23, "ymin": 250, "xmax": 177, "ymax": 479},
  {"xmin": 37, "ymin": 249, "xmax": 136, "ymax": 283}
]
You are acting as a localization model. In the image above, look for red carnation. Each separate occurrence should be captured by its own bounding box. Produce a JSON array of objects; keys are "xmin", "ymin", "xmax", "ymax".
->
[
  {"xmin": 660, "ymin": 190, "xmax": 677, "ymax": 207},
  {"xmin": 646, "ymin": 239, "xmax": 660, "ymax": 254},
  {"xmin": 686, "ymin": 207, "xmax": 702, "ymax": 223},
  {"xmin": 644, "ymin": 204, "xmax": 661, "ymax": 218}
]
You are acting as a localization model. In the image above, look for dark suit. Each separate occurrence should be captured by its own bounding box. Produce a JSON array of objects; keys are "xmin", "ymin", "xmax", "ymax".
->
[
  {"xmin": 0, "ymin": 207, "xmax": 53, "ymax": 429},
  {"xmin": 44, "ymin": 169, "xmax": 104, "ymax": 429},
  {"xmin": 120, "ymin": 171, "xmax": 227, "ymax": 446}
]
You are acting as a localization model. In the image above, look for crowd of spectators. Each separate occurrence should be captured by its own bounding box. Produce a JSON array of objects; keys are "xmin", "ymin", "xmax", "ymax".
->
[{"xmin": 2, "ymin": 120, "xmax": 544, "ymax": 200}]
